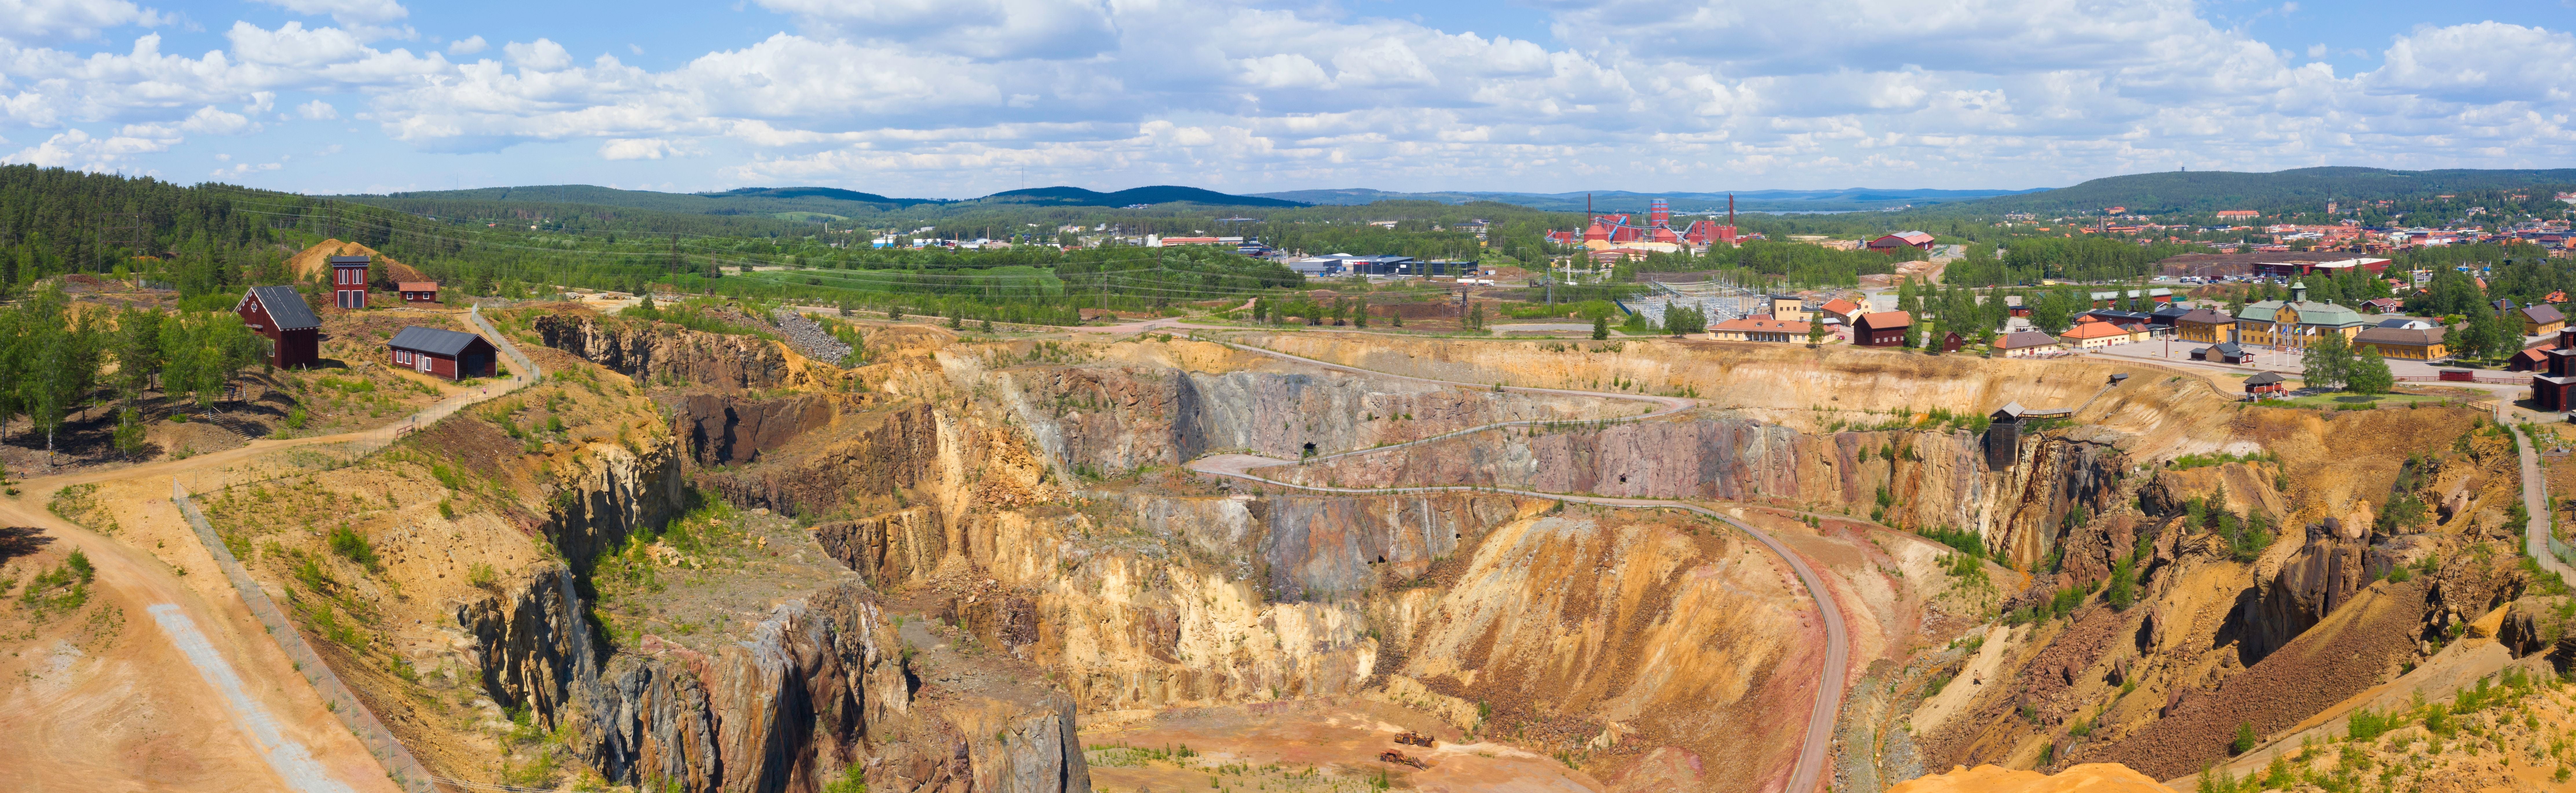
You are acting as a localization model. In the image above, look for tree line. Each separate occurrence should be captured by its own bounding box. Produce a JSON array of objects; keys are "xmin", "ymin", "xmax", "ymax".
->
[{"xmin": 0, "ymin": 284, "xmax": 264, "ymax": 464}]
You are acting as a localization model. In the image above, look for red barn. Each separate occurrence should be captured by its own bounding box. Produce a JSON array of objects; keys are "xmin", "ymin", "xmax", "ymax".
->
[
  {"xmin": 1852, "ymin": 311, "xmax": 1911, "ymax": 346},
  {"xmin": 397, "ymin": 281, "xmax": 439, "ymax": 304},
  {"xmin": 388, "ymin": 326, "xmax": 499, "ymax": 381},
  {"xmin": 236, "ymin": 285, "xmax": 321, "ymax": 369},
  {"xmin": 330, "ymin": 255, "xmax": 370, "ymax": 309}
]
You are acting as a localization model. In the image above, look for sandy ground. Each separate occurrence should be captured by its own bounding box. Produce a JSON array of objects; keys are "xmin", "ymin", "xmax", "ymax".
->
[
  {"xmin": 1082, "ymin": 699, "xmax": 1604, "ymax": 793},
  {"xmin": 0, "ymin": 320, "xmax": 537, "ymax": 793},
  {"xmin": 1909, "ymin": 625, "xmax": 2023, "ymax": 736},
  {"xmin": 0, "ymin": 492, "xmax": 400, "ymax": 793}
]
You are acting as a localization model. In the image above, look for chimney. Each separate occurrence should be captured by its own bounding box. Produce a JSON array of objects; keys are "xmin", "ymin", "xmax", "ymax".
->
[{"xmin": 2290, "ymin": 280, "xmax": 2306, "ymax": 303}]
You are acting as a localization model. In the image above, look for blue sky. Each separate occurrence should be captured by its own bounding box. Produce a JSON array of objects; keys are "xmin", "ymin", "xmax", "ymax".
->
[{"xmin": 2, "ymin": 0, "xmax": 2571, "ymax": 198}]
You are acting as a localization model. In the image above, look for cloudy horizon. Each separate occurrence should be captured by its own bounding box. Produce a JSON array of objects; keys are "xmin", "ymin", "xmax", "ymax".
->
[{"xmin": 0, "ymin": 0, "xmax": 2568, "ymax": 198}]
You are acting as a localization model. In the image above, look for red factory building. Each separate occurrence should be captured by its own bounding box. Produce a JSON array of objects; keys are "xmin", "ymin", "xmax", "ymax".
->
[
  {"xmin": 235, "ymin": 285, "xmax": 322, "ymax": 369},
  {"xmin": 1547, "ymin": 195, "xmax": 1741, "ymax": 247}
]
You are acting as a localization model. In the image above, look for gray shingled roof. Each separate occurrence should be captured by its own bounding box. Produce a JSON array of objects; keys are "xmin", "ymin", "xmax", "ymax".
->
[
  {"xmin": 387, "ymin": 326, "xmax": 489, "ymax": 356},
  {"xmin": 241, "ymin": 285, "xmax": 320, "ymax": 330}
]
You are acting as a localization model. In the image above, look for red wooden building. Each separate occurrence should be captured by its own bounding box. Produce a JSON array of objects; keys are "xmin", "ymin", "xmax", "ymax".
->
[
  {"xmin": 1852, "ymin": 311, "xmax": 1911, "ymax": 346},
  {"xmin": 235, "ymin": 285, "xmax": 321, "ymax": 369},
  {"xmin": 330, "ymin": 255, "xmax": 370, "ymax": 309},
  {"xmin": 388, "ymin": 326, "xmax": 499, "ymax": 381},
  {"xmin": 397, "ymin": 281, "xmax": 439, "ymax": 304},
  {"xmin": 2531, "ymin": 328, "xmax": 2576, "ymax": 412}
]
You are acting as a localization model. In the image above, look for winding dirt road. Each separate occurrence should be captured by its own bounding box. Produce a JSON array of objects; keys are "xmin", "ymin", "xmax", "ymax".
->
[
  {"xmin": 0, "ymin": 310, "xmax": 536, "ymax": 793},
  {"xmin": 1180, "ymin": 339, "xmax": 1850, "ymax": 793}
]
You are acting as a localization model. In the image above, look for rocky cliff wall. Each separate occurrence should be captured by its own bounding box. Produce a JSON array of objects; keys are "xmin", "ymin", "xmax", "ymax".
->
[
  {"xmin": 691, "ymin": 403, "xmax": 945, "ymax": 519},
  {"xmin": 671, "ymin": 394, "xmax": 843, "ymax": 466},
  {"xmin": 529, "ymin": 311, "xmax": 836, "ymax": 393},
  {"xmin": 989, "ymin": 362, "xmax": 1635, "ymax": 474},
  {"xmin": 463, "ymin": 571, "xmax": 1087, "ymax": 792},
  {"xmin": 1267, "ymin": 415, "xmax": 2128, "ymax": 572}
]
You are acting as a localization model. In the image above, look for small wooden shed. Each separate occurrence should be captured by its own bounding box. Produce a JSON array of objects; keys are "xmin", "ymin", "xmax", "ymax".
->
[{"xmin": 387, "ymin": 326, "xmax": 498, "ymax": 381}]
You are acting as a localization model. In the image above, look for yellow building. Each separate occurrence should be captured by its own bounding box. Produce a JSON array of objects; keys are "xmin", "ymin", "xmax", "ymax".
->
[
  {"xmin": 2352, "ymin": 325, "xmax": 2453, "ymax": 361},
  {"xmin": 2522, "ymin": 305, "xmax": 2566, "ymax": 337},
  {"xmin": 2174, "ymin": 308, "xmax": 2235, "ymax": 343},
  {"xmin": 2232, "ymin": 282, "xmax": 2367, "ymax": 348}
]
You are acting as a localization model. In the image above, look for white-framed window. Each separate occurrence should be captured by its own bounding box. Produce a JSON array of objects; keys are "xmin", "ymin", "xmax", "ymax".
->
[{"xmin": 396, "ymin": 350, "xmax": 410, "ymax": 364}]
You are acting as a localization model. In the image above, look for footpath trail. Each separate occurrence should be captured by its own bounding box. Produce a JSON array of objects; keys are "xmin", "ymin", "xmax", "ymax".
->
[
  {"xmin": 2512, "ymin": 407, "xmax": 2576, "ymax": 582},
  {"xmin": 0, "ymin": 308, "xmax": 539, "ymax": 793},
  {"xmin": 1178, "ymin": 339, "xmax": 1848, "ymax": 793}
]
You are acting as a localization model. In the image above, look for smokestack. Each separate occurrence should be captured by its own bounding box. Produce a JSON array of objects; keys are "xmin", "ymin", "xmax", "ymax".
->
[{"xmin": 1729, "ymin": 194, "xmax": 1736, "ymax": 227}]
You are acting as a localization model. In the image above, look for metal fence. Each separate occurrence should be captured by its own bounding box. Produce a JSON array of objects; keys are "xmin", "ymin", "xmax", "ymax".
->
[
  {"xmin": 467, "ymin": 305, "xmax": 544, "ymax": 382},
  {"xmin": 171, "ymin": 479, "xmax": 440, "ymax": 793}
]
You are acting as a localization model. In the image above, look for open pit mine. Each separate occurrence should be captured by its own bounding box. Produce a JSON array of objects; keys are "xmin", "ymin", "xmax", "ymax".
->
[{"xmin": 11, "ymin": 302, "xmax": 2576, "ymax": 793}]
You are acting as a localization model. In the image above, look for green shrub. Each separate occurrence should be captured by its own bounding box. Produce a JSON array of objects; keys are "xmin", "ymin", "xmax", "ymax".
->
[
  {"xmin": 2232, "ymin": 721, "xmax": 2257, "ymax": 754},
  {"xmin": 327, "ymin": 525, "xmax": 379, "ymax": 570},
  {"xmin": 2346, "ymin": 707, "xmax": 2401, "ymax": 742}
]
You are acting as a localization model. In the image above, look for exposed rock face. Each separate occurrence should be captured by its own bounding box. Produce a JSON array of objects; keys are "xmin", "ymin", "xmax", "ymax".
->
[
  {"xmin": 812, "ymin": 507, "xmax": 947, "ymax": 590},
  {"xmin": 542, "ymin": 433, "xmax": 688, "ymax": 567},
  {"xmin": 1265, "ymin": 414, "xmax": 2127, "ymax": 573},
  {"xmin": 467, "ymin": 573, "xmax": 1088, "ymax": 793},
  {"xmin": 692, "ymin": 403, "xmax": 944, "ymax": 518},
  {"xmin": 532, "ymin": 312, "xmax": 826, "ymax": 392},
  {"xmin": 994, "ymin": 365, "xmax": 1625, "ymax": 473},
  {"xmin": 672, "ymin": 394, "xmax": 841, "ymax": 466},
  {"xmin": 2237, "ymin": 518, "xmax": 2372, "ymax": 664}
]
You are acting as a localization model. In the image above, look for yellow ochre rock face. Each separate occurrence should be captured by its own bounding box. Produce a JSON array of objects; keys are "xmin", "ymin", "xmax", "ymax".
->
[{"xmin": 1889, "ymin": 763, "xmax": 2177, "ymax": 793}]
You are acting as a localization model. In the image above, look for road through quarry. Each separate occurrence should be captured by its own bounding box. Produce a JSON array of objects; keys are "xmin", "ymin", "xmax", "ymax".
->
[{"xmin": 1181, "ymin": 337, "xmax": 1849, "ymax": 793}]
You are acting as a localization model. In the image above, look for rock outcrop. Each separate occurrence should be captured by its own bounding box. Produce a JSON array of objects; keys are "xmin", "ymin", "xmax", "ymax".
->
[
  {"xmin": 1262, "ymin": 413, "xmax": 2127, "ymax": 573},
  {"xmin": 531, "ymin": 311, "xmax": 833, "ymax": 393},
  {"xmin": 993, "ymin": 363, "xmax": 1627, "ymax": 474}
]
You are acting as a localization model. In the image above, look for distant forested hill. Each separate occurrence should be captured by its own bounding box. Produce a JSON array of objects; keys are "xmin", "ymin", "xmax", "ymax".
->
[
  {"xmin": 1940, "ymin": 167, "xmax": 2576, "ymax": 215},
  {"xmin": 1255, "ymin": 187, "xmax": 2044, "ymax": 213},
  {"xmin": 343, "ymin": 183, "xmax": 1303, "ymax": 219},
  {"xmin": 978, "ymin": 185, "xmax": 1306, "ymax": 208}
]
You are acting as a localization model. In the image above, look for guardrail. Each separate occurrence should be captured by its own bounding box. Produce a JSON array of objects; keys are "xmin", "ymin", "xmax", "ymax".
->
[
  {"xmin": 171, "ymin": 479, "xmax": 438, "ymax": 793},
  {"xmin": 467, "ymin": 305, "xmax": 543, "ymax": 382},
  {"xmin": 2396, "ymin": 374, "xmax": 2522, "ymax": 384}
]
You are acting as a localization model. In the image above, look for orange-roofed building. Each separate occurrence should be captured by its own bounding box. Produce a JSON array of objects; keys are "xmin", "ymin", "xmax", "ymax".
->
[
  {"xmin": 397, "ymin": 281, "xmax": 440, "ymax": 304},
  {"xmin": 1818, "ymin": 298, "xmax": 1863, "ymax": 325},
  {"xmin": 2058, "ymin": 317, "xmax": 2134, "ymax": 349},
  {"xmin": 1708, "ymin": 317, "xmax": 1812, "ymax": 342}
]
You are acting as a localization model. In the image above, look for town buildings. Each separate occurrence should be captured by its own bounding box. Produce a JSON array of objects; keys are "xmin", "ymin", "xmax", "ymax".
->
[
  {"xmin": 2531, "ymin": 328, "xmax": 2576, "ymax": 411},
  {"xmin": 1852, "ymin": 312, "xmax": 1910, "ymax": 346},
  {"xmin": 1763, "ymin": 295, "xmax": 1813, "ymax": 322},
  {"xmin": 1995, "ymin": 330, "xmax": 2066, "ymax": 357},
  {"xmin": 1708, "ymin": 317, "xmax": 1810, "ymax": 342},
  {"xmin": 2522, "ymin": 304, "xmax": 2567, "ymax": 336},
  {"xmin": 2173, "ymin": 308, "xmax": 2236, "ymax": 343},
  {"xmin": 2352, "ymin": 321, "xmax": 2453, "ymax": 361},
  {"xmin": 2058, "ymin": 317, "xmax": 2135, "ymax": 349},
  {"xmin": 2233, "ymin": 282, "xmax": 2367, "ymax": 348}
]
